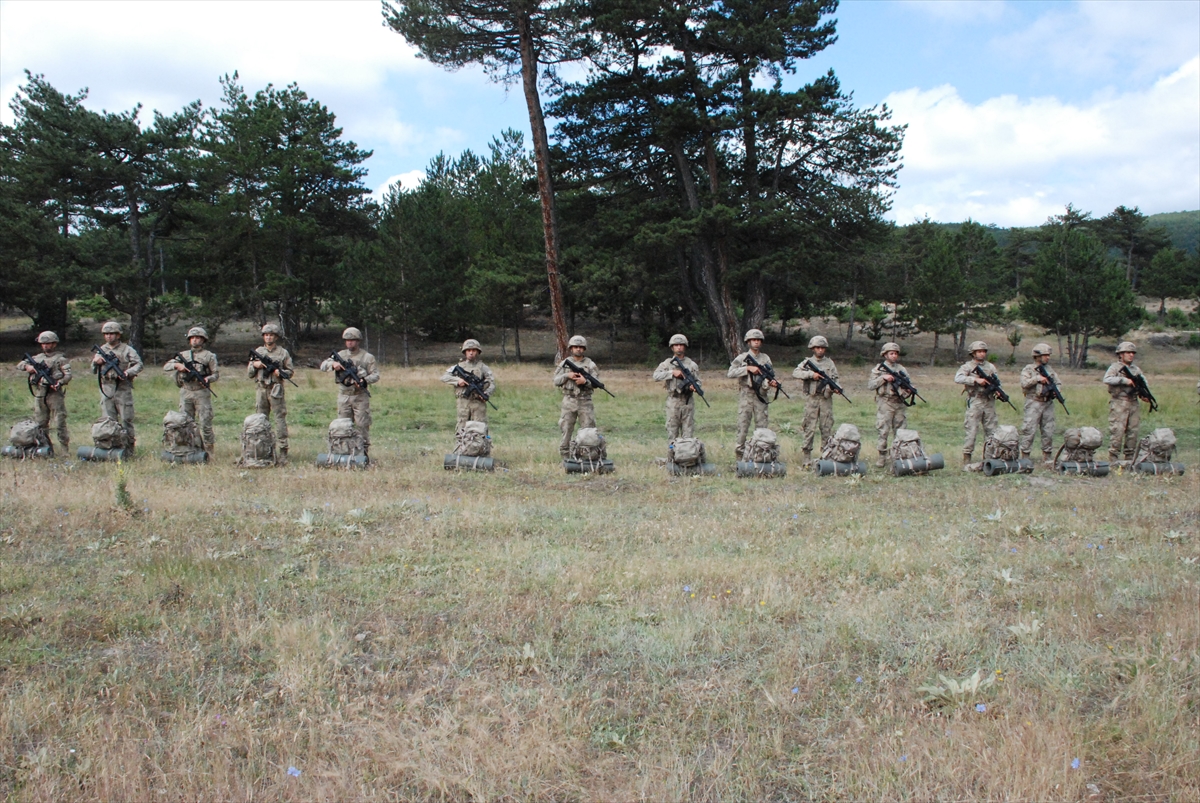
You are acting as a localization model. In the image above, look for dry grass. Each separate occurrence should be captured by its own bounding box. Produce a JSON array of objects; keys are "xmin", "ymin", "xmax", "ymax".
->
[{"xmin": 0, "ymin": 350, "xmax": 1197, "ymax": 801}]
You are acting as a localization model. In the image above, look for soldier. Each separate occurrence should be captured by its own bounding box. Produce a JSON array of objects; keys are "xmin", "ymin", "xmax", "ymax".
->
[
  {"xmin": 319, "ymin": 327, "xmax": 380, "ymax": 457},
  {"xmin": 727, "ymin": 329, "xmax": 779, "ymax": 460},
  {"xmin": 554, "ymin": 335, "xmax": 600, "ymax": 459},
  {"xmin": 441, "ymin": 338, "xmax": 496, "ymax": 431},
  {"xmin": 91, "ymin": 321, "xmax": 143, "ymax": 453},
  {"xmin": 652, "ymin": 333, "xmax": 700, "ymax": 440},
  {"xmin": 17, "ymin": 331, "xmax": 72, "ymax": 453},
  {"xmin": 867, "ymin": 342, "xmax": 910, "ymax": 467},
  {"xmin": 1019, "ymin": 342, "xmax": 1059, "ymax": 466},
  {"xmin": 248, "ymin": 323, "xmax": 294, "ymax": 461},
  {"xmin": 1103, "ymin": 341, "xmax": 1146, "ymax": 462},
  {"xmin": 954, "ymin": 340, "xmax": 1001, "ymax": 468},
  {"xmin": 793, "ymin": 335, "xmax": 839, "ymax": 467},
  {"xmin": 164, "ymin": 326, "xmax": 219, "ymax": 458}
]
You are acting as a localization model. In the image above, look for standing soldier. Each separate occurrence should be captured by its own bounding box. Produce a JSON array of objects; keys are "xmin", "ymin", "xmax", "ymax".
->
[
  {"xmin": 164, "ymin": 327, "xmax": 219, "ymax": 458},
  {"xmin": 867, "ymin": 342, "xmax": 910, "ymax": 467},
  {"xmin": 91, "ymin": 321, "xmax": 143, "ymax": 454},
  {"xmin": 248, "ymin": 323, "xmax": 294, "ymax": 461},
  {"xmin": 793, "ymin": 335, "xmax": 839, "ymax": 467},
  {"xmin": 17, "ymin": 331, "xmax": 72, "ymax": 454},
  {"xmin": 1019, "ymin": 343, "xmax": 1059, "ymax": 467},
  {"xmin": 954, "ymin": 340, "xmax": 1001, "ymax": 468},
  {"xmin": 727, "ymin": 329, "xmax": 779, "ymax": 460},
  {"xmin": 652, "ymin": 334, "xmax": 700, "ymax": 440},
  {"xmin": 554, "ymin": 335, "xmax": 599, "ymax": 460},
  {"xmin": 319, "ymin": 327, "xmax": 380, "ymax": 458},
  {"xmin": 441, "ymin": 338, "xmax": 496, "ymax": 431},
  {"xmin": 1103, "ymin": 341, "xmax": 1145, "ymax": 462}
]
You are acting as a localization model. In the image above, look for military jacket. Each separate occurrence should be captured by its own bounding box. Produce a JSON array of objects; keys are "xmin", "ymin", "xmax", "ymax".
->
[
  {"xmin": 248, "ymin": 345, "xmax": 294, "ymax": 387},
  {"xmin": 1019, "ymin": 362, "xmax": 1061, "ymax": 400},
  {"xmin": 321, "ymin": 348, "xmax": 379, "ymax": 394},
  {"xmin": 868, "ymin": 360, "xmax": 909, "ymax": 399},
  {"xmin": 441, "ymin": 358, "xmax": 496, "ymax": 399},
  {"xmin": 554, "ymin": 356, "xmax": 599, "ymax": 398},
  {"xmin": 19, "ymin": 352, "xmax": 71, "ymax": 396},
  {"xmin": 652, "ymin": 355, "xmax": 700, "ymax": 396},
  {"xmin": 727, "ymin": 350, "xmax": 774, "ymax": 394},
  {"xmin": 955, "ymin": 359, "xmax": 1000, "ymax": 398},
  {"xmin": 94, "ymin": 342, "xmax": 143, "ymax": 386},
  {"xmin": 1103, "ymin": 361, "xmax": 1143, "ymax": 400},
  {"xmin": 793, "ymin": 355, "xmax": 839, "ymax": 398},
  {"xmin": 165, "ymin": 349, "xmax": 219, "ymax": 391}
]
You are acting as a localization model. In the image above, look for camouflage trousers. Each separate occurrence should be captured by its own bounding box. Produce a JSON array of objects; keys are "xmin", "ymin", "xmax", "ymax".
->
[
  {"xmin": 1019, "ymin": 398, "xmax": 1055, "ymax": 456},
  {"xmin": 100, "ymin": 383, "xmax": 135, "ymax": 448},
  {"xmin": 664, "ymin": 394, "xmax": 695, "ymax": 441},
  {"xmin": 800, "ymin": 394, "xmax": 834, "ymax": 452},
  {"xmin": 337, "ymin": 391, "xmax": 372, "ymax": 450},
  {"xmin": 875, "ymin": 396, "xmax": 907, "ymax": 453},
  {"xmin": 33, "ymin": 390, "xmax": 69, "ymax": 450},
  {"xmin": 455, "ymin": 397, "xmax": 488, "ymax": 432},
  {"xmin": 255, "ymin": 385, "xmax": 288, "ymax": 453},
  {"xmin": 735, "ymin": 390, "xmax": 769, "ymax": 459},
  {"xmin": 962, "ymin": 395, "xmax": 998, "ymax": 456},
  {"xmin": 180, "ymin": 387, "xmax": 214, "ymax": 448},
  {"xmin": 1107, "ymin": 396, "xmax": 1140, "ymax": 460},
  {"xmin": 559, "ymin": 394, "xmax": 595, "ymax": 457}
]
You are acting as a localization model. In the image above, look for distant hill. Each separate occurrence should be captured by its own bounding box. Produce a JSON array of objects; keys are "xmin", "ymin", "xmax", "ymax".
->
[{"xmin": 901, "ymin": 210, "xmax": 1199, "ymax": 254}]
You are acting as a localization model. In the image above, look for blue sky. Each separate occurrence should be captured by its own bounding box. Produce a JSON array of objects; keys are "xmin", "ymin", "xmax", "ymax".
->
[{"xmin": 2, "ymin": 0, "xmax": 1197, "ymax": 227}]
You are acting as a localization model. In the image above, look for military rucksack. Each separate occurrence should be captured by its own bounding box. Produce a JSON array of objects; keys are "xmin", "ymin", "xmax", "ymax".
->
[
  {"xmin": 890, "ymin": 429, "xmax": 926, "ymax": 461},
  {"xmin": 327, "ymin": 418, "xmax": 365, "ymax": 456},
  {"xmin": 454, "ymin": 421, "xmax": 492, "ymax": 458},
  {"xmin": 8, "ymin": 420, "xmax": 46, "ymax": 450},
  {"xmin": 821, "ymin": 423, "xmax": 862, "ymax": 463},
  {"xmin": 91, "ymin": 417, "xmax": 128, "ymax": 450},
  {"xmin": 669, "ymin": 437, "xmax": 705, "ymax": 467},
  {"xmin": 238, "ymin": 413, "xmax": 276, "ymax": 467},
  {"xmin": 1057, "ymin": 426, "xmax": 1102, "ymax": 465},
  {"xmin": 570, "ymin": 428, "xmax": 607, "ymax": 462},
  {"xmin": 1134, "ymin": 428, "xmax": 1176, "ymax": 464},
  {"xmin": 983, "ymin": 425, "xmax": 1020, "ymax": 461},
  {"xmin": 162, "ymin": 411, "xmax": 203, "ymax": 456},
  {"xmin": 744, "ymin": 428, "xmax": 780, "ymax": 463}
]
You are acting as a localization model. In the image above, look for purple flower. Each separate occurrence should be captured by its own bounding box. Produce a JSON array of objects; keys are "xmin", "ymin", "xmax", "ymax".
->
[
  {"xmin": 683, "ymin": 585, "xmax": 691, "ymax": 592},
  {"xmin": 287, "ymin": 766, "xmax": 301, "ymax": 778},
  {"xmin": 975, "ymin": 703, "xmax": 986, "ymax": 713},
  {"xmin": 899, "ymin": 755, "xmax": 908, "ymax": 763},
  {"xmin": 1071, "ymin": 757, "xmax": 1080, "ymax": 770},
  {"xmin": 855, "ymin": 676, "xmax": 863, "ymax": 683},
  {"xmin": 791, "ymin": 687, "xmax": 799, "ymax": 694}
]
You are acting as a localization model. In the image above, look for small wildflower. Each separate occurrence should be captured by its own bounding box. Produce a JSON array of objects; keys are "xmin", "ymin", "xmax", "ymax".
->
[
  {"xmin": 975, "ymin": 703, "xmax": 986, "ymax": 713},
  {"xmin": 792, "ymin": 514, "xmax": 798, "ymax": 519},
  {"xmin": 287, "ymin": 766, "xmax": 302, "ymax": 777},
  {"xmin": 1097, "ymin": 545, "xmax": 1104, "ymax": 550},
  {"xmin": 899, "ymin": 755, "xmax": 908, "ymax": 763},
  {"xmin": 855, "ymin": 676, "xmax": 863, "ymax": 683},
  {"xmin": 791, "ymin": 687, "xmax": 799, "ymax": 694},
  {"xmin": 759, "ymin": 601, "xmax": 765, "ymax": 606},
  {"xmin": 1010, "ymin": 548, "xmax": 1017, "ymax": 553},
  {"xmin": 1071, "ymin": 757, "xmax": 1080, "ymax": 770},
  {"xmin": 683, "ymin": 585, "xmax": 690, "ymax": 592}
]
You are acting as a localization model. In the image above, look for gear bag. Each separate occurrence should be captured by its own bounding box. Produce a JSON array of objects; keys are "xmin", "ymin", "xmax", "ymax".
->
[
  {"xmin": 162, "ymin": 411, "xmax": 203, "ymax": 456},
  {"xmin": 744, "ymin": 428, "xmax": 780, "ymax": 464},
  {"xmin": 570, "ymin": 427, "xmax": 607, "ymax": 462},
  {"xmin": 889, "ymin": 428, "xmax": 926, "ymax": 461},
  {"xmin": 9, "ymin": 420, "xmax": 46, "ymax": 450},
  {"xmin": 238, "ymin": 413, "xmax": 276, "ymax": 467},
  {"xmin": 91, "ymin": 417, "xmax": 128, "ymax": 450},
  {"xmin": 454, "ymin": 420, "xmax": 492, "ymax": 457},
  {"xmin": 1057, "ymin": 426, "xmax": 1102, "ymax": 464},
  {"xmin": 1135, "ymin": 428, "xmax": 1176, "ymax": 464},
  {"xmin": 669, "ymin": 437, "xmax": 705, "ymax": 467},
  {"xmin": 983, "ymin": 425, "xmax": 1020, "ymax": 461},
  {"xmin": 821, "ymin": 423, "xmax": 862, "ymax": 463},
  {"xmin": 327, "ymin": 418, "xmax": 365, "ymax": 456}
]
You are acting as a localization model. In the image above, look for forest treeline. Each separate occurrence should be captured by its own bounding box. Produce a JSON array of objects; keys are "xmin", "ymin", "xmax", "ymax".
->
[{"xmin": 3, "ymin": 1, "xmax": 1199, "ymax": 366}]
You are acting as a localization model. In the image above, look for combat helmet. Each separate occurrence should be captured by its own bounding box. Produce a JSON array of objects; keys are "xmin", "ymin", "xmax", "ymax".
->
[
  {"xmin": 1116, "ymin": 341, "xmax": 1137, "ymax": 354},
  {"xmin": 669, "ymin": 333, "xmax": 689, "ymax": 347},
  {"xmin": 880, "ymin": 341, "xmax": 901, "ymax": 357},
  {"xmin": 101, "ymin": 321, "xmax": 123, "ymax": 335},
  {"xmin": 808, "ymin": 335, "xmax": 829, "ymax": 349},
  {"xmin": 341, "ymin": 327, "xmax": 363, "ymax": 341},
  {"xmin": 186, "ymin": 326, "xmax": 209, "ymax": 341},
  {"xmin": 1031, "ymin": 343, "xmax": 1052, "ymax": 357},
  {"xmin": 261, "ymin": 323, "xmax": 282, "ymax": 335},
  {"xmin": 969, "ymin": 340, "xmax": 988, "ymax": 353},
  {"xmin": 461, "ymin": 338, "xmax": 482, "ymax": 353},
  {"xmin": 744, "ymin": 329, "xmax": 765, "ymax": 342},
  {"xmin": 568, "ymin": 335, "xmax": 588, "ymax": 348},
  {"xmin": 37, "ymin": 331, "xmax": 59, "ymax": 344}
]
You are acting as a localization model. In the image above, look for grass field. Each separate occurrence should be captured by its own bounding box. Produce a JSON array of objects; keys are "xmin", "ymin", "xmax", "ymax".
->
[{"xmin": 1, "ymin": 359, "xmax": 1197, "ymax": 801}]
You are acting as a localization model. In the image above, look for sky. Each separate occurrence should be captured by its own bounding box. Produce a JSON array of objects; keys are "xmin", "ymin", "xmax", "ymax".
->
[{"xmin": 1, "ymin": 0, "xmax": 1197, "ymax": 227}]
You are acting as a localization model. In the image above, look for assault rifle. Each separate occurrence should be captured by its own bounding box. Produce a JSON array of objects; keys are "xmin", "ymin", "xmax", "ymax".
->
[
  {"xmin": 92, "ymin": 345, "xmax": 130, "ymax": 399},
  {"xmin": 249, "ymin": 350, "xmax": 299, "ymax": 388},
  {"xmin": 328, "ymin": 351, "xmax": 367, "ymax": 389},
  {"xmin": 671, "ymin": 356, "xmax": 710, "ymax": 407},
  {"xmin": 877, "ymin": 362, "xmax": 926, "ymax": 406},
  {"xmin": 1121, "ymin": 366, "xmax": 1158, "ymax": 412},
  {"xmin": 802, "ymin": 359, "xmax": 851, "ymax": 404},
  {"xmin": 21, "ymin": 353, "xmax": 61, "ymax": 394},
  {"xmin": 1037, "ymin": 364, "xmax": 1070, "ymax": 415},
  {"xmin": 972, "ymin": 364, "xmax": 1017, "ymax": 413},
  {"xmin": 563, "ymin": 359, "xmax": 616, "ymax": 398},
  {"xmin": 744, "ymin": 353, "xmax": 790, "ymax": 403},
  {"xmin": 451, "ymin": 364, "xmax": 498, "ymax": 409},
  {"xmin": 172, "ymin": 352, "xmax": 218, "ymax": 397}
]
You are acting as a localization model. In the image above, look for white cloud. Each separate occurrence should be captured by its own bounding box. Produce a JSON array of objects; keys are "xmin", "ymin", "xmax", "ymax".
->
[
  {"xmin": 373, "ymin": 169, "xmax": 426, "ymax": 201},
  {"xmin": 884, "ymin": 57, "xmax": 1200, "ymax": 226}
]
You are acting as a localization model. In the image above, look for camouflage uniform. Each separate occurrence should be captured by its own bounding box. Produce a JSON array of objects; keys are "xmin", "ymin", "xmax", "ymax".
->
[
  {"xmin": 18, "ymin": 349, "xmax": 72, "ymax": 451},
  {"xmin": 320, "ymin": 348, "xmax": 380, "ymax": 452},
  {"xmin": 94, "ymin": 341, "xmax": 143, "ymax": 449},
  {"xmin": 652, "ymin": 355, "xmax": 700, "ymax": 440},
  {"xmin": 954, "ymin": 356, "xmax": 1000, "ymax": 459},
  {"xmin": 554, "ymin": 355, "xmax": 599, "ymax": 458},
  {"xmin": 248, "ymin": 344, "xmax": 294, "ymax": 455},
  {"xmin": 727, "ymin": 350, "xmax": 773, "ymax": 460},
  {"xmin": 441, "ymin": 357, "xmax": 496, "ymax": 430},
  {"xmin": 1103, "ymin": 350, "xmax": 1144, "ymax": 461},
  {"xmin": 1018, "ymin": 354, "xmax": 1059, "ymax": 460},
  {"xmin": 793, "ymin": 354, "xmax": 838, "ymax": 458},
  {"xmin": 165, "ymin": 348, "xmax": 219, "ymax": 452},
  {"xmin": 868, "ymin": 352, "xmax": 908, "ymax": 463}
]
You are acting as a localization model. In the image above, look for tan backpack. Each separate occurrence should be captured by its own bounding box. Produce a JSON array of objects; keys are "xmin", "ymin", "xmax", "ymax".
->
[
  {"xmin": 570, "ymin": 428, "xmax": 607, "ymax": 462},
  {"xmin": 91, "ymin": 417, "xmax": 128, "ymax": 450},
  {"xmin": 1056, "ymin": 426, "xmax": 1102, "ymax": 465},
  {"xmin": 1134, "ymin": 428, "xmax": 1176, "ymax": 464},
  {"xmin": 890, "ymin": 429, "xmax": 925, "ymax": 461},
  {"xmin": 454, "ymin": 421, "xmax": 492, "ymax": 457},
  {"xmin": 8, "ymin": 420, "xmax": 46, "ymax": 450},
  {"xmin": 162, "ymin": 411, "xmax": 203, "ymax": 456},
  {"xmin": 744, "ymin": 428, "xmax": 780, "ymax": 463},
  {"xmin": 327, "ymin": 418, "xmax": 365, "ymax": 456},
  {"xmin": 238, "ymin": 413, "xmax": 276, "ymax": 467},
  {"xmin": 983, "ymin": 425, "xmax": 1020, "ymax": 461},
  {"xmin": 821, "ymin": 423, "xmax": 862, "ymax": 463},
  {"xmin": 670, "ymin": 437, "xmax": 705, "ymax": 467}
]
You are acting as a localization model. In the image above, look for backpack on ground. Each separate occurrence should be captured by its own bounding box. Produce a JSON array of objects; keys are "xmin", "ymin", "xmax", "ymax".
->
[
  {"xmin": 3, "ymin": 420, "xmax": 51, "ymax": 458},
  {"xmin": 744, "ymin": 428, "xmax": 779, "ymax": 464},
  {"xmin": 162, "ymin": 411, "xmax": 203, "ymax": 456},
  {"xmin": 454, "ymin": 421, "xmax": 492, "ymax": 458},
  {"xmin": 890, "ymin": 429, "xmax": 926, "ymax": 461},
  {"xmin": 238, "ymin": 413, "xmax": 276, "ymax": 467},
  {"xmin": 821, "ymin": 423, "xmax": 862, "ymax": 463},
  {"xmin": 669, "ymin": 437, "xmax": 705, "ymax": 467},
  {"xmin": 327, "ymin": 418, "xmax": 365, "ymax": 456},
  {"xmin": 91, "ymin": 417, "xmax": 128, "ymax": 450},
  {"xmin": 1056, "ymin": 426, "xmax": 1102, "ymax": 465},
  {"xmin": 983, "ymin": 425, "xmax": 1020, "ymax": 461},
  {"xmin": 570, "ymin": 427, "xmax": 607, "ymax": 462},
  {"xmin": 1134, "ymin": 428, "xmax": 1176, "ymax": 464}
]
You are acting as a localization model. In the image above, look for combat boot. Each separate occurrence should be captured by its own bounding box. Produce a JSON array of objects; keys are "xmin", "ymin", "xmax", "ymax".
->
[
  {"xmin": 962, "ymin": 452, "xmax": 973, "ymax": 471},
  {"xmin": 1020, "ymin": 451, "xmax": 1031, "ymax": 461},
  {"xmin": 204, "ymin": 444, "xmax": 215, "ymax": 461},
  {"xmin": 801, "ymin": 449, "xmax": 813, "ymax": 469},
  {"xmin": 875, "ymin": 450, "xmax": 888, "ymax": 468},
  {"xmin": 1042, "ymin": 451, "xmax": 1054, "ymax": 468}
]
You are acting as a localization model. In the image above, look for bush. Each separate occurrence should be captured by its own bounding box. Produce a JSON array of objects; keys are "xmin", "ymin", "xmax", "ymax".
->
[
  {"xmin": 1164, "ymin": 308, "xmax": 1189, "ymax": 328},
  {"xmin": 1187, "ymin": 333, "xmax": 1200, "ymax": 349}
]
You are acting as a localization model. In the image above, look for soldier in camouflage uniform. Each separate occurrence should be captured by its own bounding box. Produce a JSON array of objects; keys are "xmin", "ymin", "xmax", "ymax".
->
[
  {"xmin": 91, "ymin": 321, "xmax": 143, "ymax": 453},
  {"xmin": 320, "ymin": 327, "xmax": 380, "ymax": 457},
  {"xmin": 652, "ymin": 334, "xmax": 700, "ymax": 440},
  {"xmin": 1102, "ymin": 341, "xmax": 1146, "ymax": 462},
  {"xmin": 248, "ymin": 323, "xmax": 294, "ymax": 460},
  {"xmin": 867, "ymin": 342, "xmax": 909, "ymax": 467},
  {"xmin": 554, "ymin": 335, "xmax": 599, "ymax": 459},
  {"xmin": 441, "ymin": 338, "xmax": 496, "ymax": 431},
  {"xmin": 727, "ymin": 329, "xmax": 779, "ymax": 460},
  {"xmin": 17, "ymin": 331, "xmax": 72, "ymax": 453},
  {"xmin": 793, "ymin": 335, "xmax": 839, "ymax": 467},
  {"xmin": 1019, "ymin": 342, "xmax": 1059, "ymax": 466},
  {"xmin": 164, "ymin": 326, "xmax": 219, "ymax": 457},
  {"xmin": 954, "ymin": 340, "xmax": 1001, "ymax": 468}
]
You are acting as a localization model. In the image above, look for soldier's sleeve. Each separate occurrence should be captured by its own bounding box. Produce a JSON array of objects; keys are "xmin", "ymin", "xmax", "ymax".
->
[
  {"xmin": 867, "ymin": 365, "xmax": 884, "ymax": 390},
  {"xmin": 247, "ymin": 355, "xmax": 259, "ymax": 380},
  {"xmin": 319, "ymin": 358, "xmax": 334, "ymax": 371},
  {"xmin": 163, "ymin": 357, "xmax": 178, "ymax": 372},
  {"xmin": 363, "ymin": 355, "xmax": 380, "ymax": 384},
  {"xmin": 279, "ymin": 351, "xmax": 294, "ymax": 379},
  {"xmin": 553, "ymin": 360, "xmax": 570, "ymax": 386},
  {"xmin": 587, "ymin": 359, "xmax": 600, "ymax": 380},
  {"xmin": 727, "ymin": 354, "xmax": 747, "ymax": 378},
  {"xmin": 827, "ymin": 361, "xmax": 839, "ymax": 382},
  {"xmin": 482, "ymin": 365, "xmax": 496, "ymax": 395},
  {"xmin": 1019, "ymin": 365, "xmax": 1037, "ymax": 389},
  {"xmin": 651, "ymin": 359, "xmax": 673, "ymax": 381},
  {"xmin": 953, "ymin": 363, "xmax": 973, "ymax": 385},
  {"xmin": 793, "ymin": 361, "xmax": 814, "ymax": 380},
  {"xmin": 439, "ymin": 366, "xmax": 459, "ymax": 386},
  {"xmin": 16, "ymin": 357, "xmax": 30, "ymax": 371},
  {"xmin": 1102, "ymin": 364, "xmax": 1126, "ymax": 386},
  {"xmin": 207, "ymin": 353, "xmax": 220, "ymax": 383},
  {"xmin": 124, "ymin": 346, "xmax": 143, "ymax": 377},
  {"xmin": 58, "ymin": 358, "xmax": 72, "ymax": 386}
]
